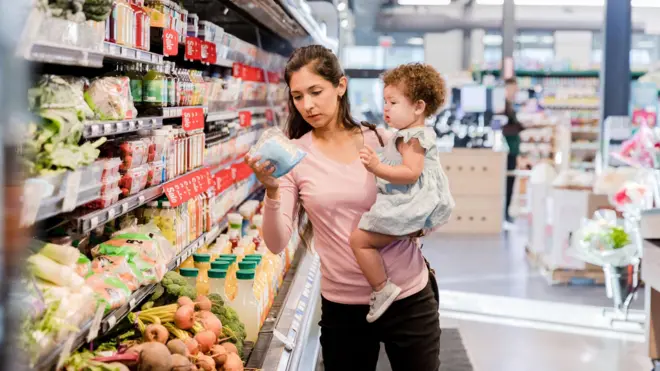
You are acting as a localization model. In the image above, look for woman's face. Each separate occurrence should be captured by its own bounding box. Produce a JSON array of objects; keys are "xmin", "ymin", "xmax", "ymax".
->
[{"xmin": 289, "ymin": 64, "xmax": 347, "ymax": 130}]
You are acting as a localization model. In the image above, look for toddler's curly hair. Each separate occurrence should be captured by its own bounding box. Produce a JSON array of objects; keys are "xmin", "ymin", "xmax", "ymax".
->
[{"xmin": 382, "ymin": 63, "xmax": 447, "ymax": 117}]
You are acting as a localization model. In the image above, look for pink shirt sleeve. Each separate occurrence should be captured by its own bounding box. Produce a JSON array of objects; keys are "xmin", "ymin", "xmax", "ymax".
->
[{"xmin": 261, "ymin": 170, "xmax": 298, "ymax": 254}]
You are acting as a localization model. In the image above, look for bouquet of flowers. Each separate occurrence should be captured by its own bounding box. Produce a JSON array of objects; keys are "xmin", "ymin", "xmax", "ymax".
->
[{"xmin": 570, "ymin": 210, "xmax": 640, "ymax": 267}]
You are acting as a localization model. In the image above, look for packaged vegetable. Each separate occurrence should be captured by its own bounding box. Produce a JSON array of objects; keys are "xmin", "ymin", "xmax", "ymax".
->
[
  {"xmin": 146, "ymin": 160, "xmax": 165, "ymax": 187},
  {"xmin": 91, "ymin": 255, "xmax": 141, "ymax": 290},
  {"xmin": 84, "ymin": 76, "xmax": 136, "ymax": 120},
  {"xmin": 75, "ymin": 254, "xmax": 92, "ymax": 278},
  {"xmin": 248, "ymin": 127, "xmax": 306, "ymax": 178},
  {"xmin": 100, "ymin": 175, "xmax": 121, "ymax": 194},
  {"xmin": 117, "ymin": 139, "xmax": 148, "ymax": 171},
  {"xmin": 119, "ymin": 164, "xmax": 149, "ymax": 196},
  {"xmin": 27, "ymin": 254, "xmax": 85, "ymax": 288},
  {"xmin": 85, "ymin": 273, "xmax": 132, "ymax": 311},
  {"xmin": 84, "ymin": 187, "xmax": 121, "ymax": 209},
  {"xmin": 34, "ymin": 240, "xmax": 81, "ymax": 266},
  {"xmin": 99, "ymin": 157, "xmax": 122, "ymax": 180}
]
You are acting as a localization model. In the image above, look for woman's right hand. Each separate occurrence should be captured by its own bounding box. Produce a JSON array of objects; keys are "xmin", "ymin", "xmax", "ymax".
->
[{"xmin": 245, "ymin": 155, "xmax": 279, "ymax": 194}]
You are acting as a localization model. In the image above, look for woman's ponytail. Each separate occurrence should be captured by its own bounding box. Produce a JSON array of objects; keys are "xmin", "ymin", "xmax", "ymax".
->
[{"xmin": 360, "ymin": 121, "xmax": 384, "ymax": 147}]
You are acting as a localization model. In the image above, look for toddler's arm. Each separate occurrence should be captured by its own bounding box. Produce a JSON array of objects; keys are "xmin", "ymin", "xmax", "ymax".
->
[{"xmin": 360, "ymin": 139, "xmax": 425, "ymax": 185}]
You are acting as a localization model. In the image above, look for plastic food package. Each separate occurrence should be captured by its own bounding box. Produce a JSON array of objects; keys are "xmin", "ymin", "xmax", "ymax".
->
[
  {"xmin": 91, "ymin": 255, "xmax": 141, "ymax": 291},
  {"xmin": 119, "ymin": 164, "xmax": 149, "ymax": 196},
  {"xmin": 84, "ymin": 187, "xmax": 121, "ymax": 209},
  {"xmin": 85, "ymin": 273, "xmax": 132, "ymax": 311},
  {"xmin": 100, "ymin": 157, "xmax": 122, "ymax": 180},
  {"xmin": 100, "ymin": 175, "xmax": 121, "ymax": 195},
  {"xmin": 84, "ymin": 77, "xmax": 136, "ymax": 120},
  {"xmin": 118, "ymin": 139, "xmax": 148, "ymax": 171},
  {"xmin": 146, "ymin": 161, "xmax": 165, "ymax": 187},
  {"xmin": 248, "ymin": 128, "xmax": 306, "ymax": 178},
  {"xmin": 76, "ymin": 254, "xmax": 92, "ymax": 278}
]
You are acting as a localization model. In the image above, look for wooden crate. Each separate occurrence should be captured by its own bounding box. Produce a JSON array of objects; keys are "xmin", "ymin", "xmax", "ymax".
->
[
  {"xmin": 439, "ymin": 149, "xmax": 507, "ymax": 197},
  {"xmin": 539, "ymin": 264, "xmax": 605, "ymax": 286},
  {"xmin": 436, "ymin": 195, "xmax": 503, "ymax": 234}
]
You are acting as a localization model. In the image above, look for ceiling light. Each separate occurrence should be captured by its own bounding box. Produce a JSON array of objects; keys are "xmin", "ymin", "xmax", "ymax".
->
[
  {"xmin": 407, "ymin": 37, "xmax": 424, "ymax": 45},
  {"xmin": 340, "ymin": 19, "xmax": 349, "ymax": 28},
  {"xmin": 337, "ymin": 2, "xmax": 346, "ymax": 11},
  {"xmin": 397, "ymin": 0, "xmax": 451, "ymax": 5}
]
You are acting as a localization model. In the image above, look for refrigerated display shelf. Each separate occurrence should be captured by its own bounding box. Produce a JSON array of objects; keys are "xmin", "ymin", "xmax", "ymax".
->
[
  {"xmin": 83, "ymin": 117, "xmax": 163, "ymax": 139},
  {"xmin": 25, "ymin": 41, "xmax": 105, "ymax": 68},
  {"xmin": 35, "ymin": 187, "xmax": 264, "ymax": 371},
  {"xmin": 207, "ymin": 110, "xmax": 239, "ymax": 122},
  {"xmin": 104, "ymin": 42, "xmax": 164, "ymax": 65},
  {"xmin": 161, "ymin": 105, "xmax": 209, "ymax": 118}
]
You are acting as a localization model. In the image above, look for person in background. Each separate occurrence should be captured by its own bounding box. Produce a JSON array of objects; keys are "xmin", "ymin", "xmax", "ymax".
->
[{"xmin": 502, "ymin": 77, "xmax": 524, "ymax": 223}]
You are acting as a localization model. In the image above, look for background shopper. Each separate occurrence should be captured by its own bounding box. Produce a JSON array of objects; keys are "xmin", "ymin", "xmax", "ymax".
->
[
  {"xmin": 503, "ymin": 77, "xmax": 524, "ymax": 223},
  {"xmin": 245, "ymin": 45, "xmax": 441, "ymax": 371}
]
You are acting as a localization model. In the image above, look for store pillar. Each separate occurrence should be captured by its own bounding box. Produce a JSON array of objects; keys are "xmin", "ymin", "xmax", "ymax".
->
[
  {"xmin": 501, "ymin": 0, "xmax": 515, "ymax": 78},
  {"xmin": 599, "ymin": 0, "xmax": 631, "ymax": 151},
  {"xmin": 461, "ymin": 0, "xmax": 474, "ymax": 70}
]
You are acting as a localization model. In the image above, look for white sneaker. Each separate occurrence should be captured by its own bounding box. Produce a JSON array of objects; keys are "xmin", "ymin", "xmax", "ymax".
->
[{"xmin": 366, "ymin": 281, "xmax": 402, "ymax": 323}]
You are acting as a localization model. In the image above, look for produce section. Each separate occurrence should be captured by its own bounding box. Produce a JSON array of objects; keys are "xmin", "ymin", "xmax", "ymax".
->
[{"xmin": 16, "ymin": 0, "xmax": 328, "ymax": 370}]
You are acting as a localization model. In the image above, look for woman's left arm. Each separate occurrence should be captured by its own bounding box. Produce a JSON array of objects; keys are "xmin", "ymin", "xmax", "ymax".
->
[{"xmin": 360, "ymin": 139, "xmax": 425, "ymax": 185}]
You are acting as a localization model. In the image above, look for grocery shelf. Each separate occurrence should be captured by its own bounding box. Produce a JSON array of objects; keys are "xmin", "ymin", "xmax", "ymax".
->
[
  {"xmin": 162, "ymin": 105, "xmax": 208, "ymax": 118},
  {"xmin": 207, "ymin": 110, "xmax": 239, "ymax": 122},
  {"xmin": 35, "ymin": 187, "xmax": 264, "ymax": 370},
  {"xmin": 25, "ymin": 41, "xmax": 105, "ymax": 68},
  {"xmin": 83, "ymin": 117, "xmax": 164, "ymax": 139},
  {"xmin": 104, "ymin": 42, "xmax": 164, "ymax": 65},
  {"xmin": 214, "ymin": 56, "xmax": 234, "ymax": 68},
  {"xmin": 246, "ymin": 244, "xmax": 322, "ymax": 371}
]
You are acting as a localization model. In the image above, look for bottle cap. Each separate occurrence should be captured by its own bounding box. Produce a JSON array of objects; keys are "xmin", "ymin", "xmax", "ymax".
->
[
  {"xmin": 236, "ymin": 269, "xmax": 256, "ymax": 280},
  {"xmin": 211, "ymin": 260, "xmax": 231, "ymax": 270},
  {"xmin": 208, "ymin": 269, "xmax": 227, "ymax": 279},
  {"xmin": 179, "ymin": 268, "xmax": 199, "ymax": 277},
  {"xmin": 218, "ymin": 254, "xmax": 237, "ymax": 262},
  {"xmin": 193, "ymin": 253, "xmax": 211, "ymax": 262},
  {"xmin": 243, "ymin": 255, "xmax": 262, "ymax": 262},
  {"xmin": 238, "ymin": 261, "xmax": 257, "ymax": 270}
]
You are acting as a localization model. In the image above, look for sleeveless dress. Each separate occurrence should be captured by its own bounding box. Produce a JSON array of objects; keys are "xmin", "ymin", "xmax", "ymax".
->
[{"xmin": 358, "ymin": 126, "xmax": 455, "ymax": 236}]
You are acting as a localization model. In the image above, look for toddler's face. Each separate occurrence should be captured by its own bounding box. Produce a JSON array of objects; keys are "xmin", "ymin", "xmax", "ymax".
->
[{"xmin": 383, "ymin": 84, "xmax": 419, "ymax": 130}]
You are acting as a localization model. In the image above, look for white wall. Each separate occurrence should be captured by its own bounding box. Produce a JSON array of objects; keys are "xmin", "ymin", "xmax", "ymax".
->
[
  {"xmin": 554, "ymin": 31, "xmax": 593, "ymax": 69},
  {"xmin": 424, "ymin": 32, "xmax": 463, "ymax": 74}
]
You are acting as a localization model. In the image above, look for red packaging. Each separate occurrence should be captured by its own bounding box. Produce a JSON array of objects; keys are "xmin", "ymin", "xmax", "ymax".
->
[
  {"xmin": 146, "ymin": 161, "xmax": 165, "ymax": 187},
  {"xmin": 85, "ymin": 187, "xmax": 121, "ymax": 209},
  {"xmin": 118, "ymin": 139, "xmax": 148, "ymax": 172},
  {"xmin": 100, "ymin": 175, "xmax": 121, "ymax": 195},
  {"xmin": 119, "ymin": 164, "xmax": 148, "ymax": 197},
  {"xmin": 100, "ymin": 158, "xmax": 122, "ymax": 180}
]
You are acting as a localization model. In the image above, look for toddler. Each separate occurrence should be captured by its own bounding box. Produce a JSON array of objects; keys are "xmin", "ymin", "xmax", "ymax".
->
[{"xmin": 351, "ymin": 63, "xmax": 455, "ymax": 322}]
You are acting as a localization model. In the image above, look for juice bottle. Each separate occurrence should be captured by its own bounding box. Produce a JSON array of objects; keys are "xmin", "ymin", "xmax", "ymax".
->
[
  {"xmin": 179, "ymin": 267, "xmax": 198, "ymax": 288},
  {"xmin": 208, "ymin": 269, "xmax": 230, "ymax": 302},
  {"xmin": 234, "ymin": 269, "xmax": 260, "ymax": 342},
  {"xmin": 178, "ymin": 255, "xmax": 195, "ymax": 270},
  {"xmin": 166, "ymin": 62, "xmax": 177, "ymax": 107},
  {"xmin": 143, "ymin": 65, "xmax": 166, "ymax": 108},
  {"xmin": 127, "ymin": 63, "xmax": 143, "ymax": 109},
  {"xmin": 193, "ymin": 253, "xmax": 211, "ymax": 296}
]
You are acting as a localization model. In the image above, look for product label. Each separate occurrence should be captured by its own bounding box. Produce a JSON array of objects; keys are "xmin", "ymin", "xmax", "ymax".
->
[
  {"xmin": 168, "ymin": 80, "xmax": 176, "ymax": 106},
  {"xmin": 130, "ymin": 80, "xmax": 143, "ymax": 103},
  {"xmin": 143, "ymin": 80, "xmax": 164, "ymax": 103}
]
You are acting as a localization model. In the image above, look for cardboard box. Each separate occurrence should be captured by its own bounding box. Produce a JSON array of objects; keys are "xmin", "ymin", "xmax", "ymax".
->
[
  {"xmin": 528, "ymin": 183, "xmax": 552, "ymax": 256},
  {"xmin": 439, "ymin": 149, "xmax": 507, "ymax": 197},
  {"xmin": 436, "ymin": 195, "xmax": 503, "ymax": 234},
  {"xmin": 544, "ymin": 188, "xmax": 612, "ymax": 270}
]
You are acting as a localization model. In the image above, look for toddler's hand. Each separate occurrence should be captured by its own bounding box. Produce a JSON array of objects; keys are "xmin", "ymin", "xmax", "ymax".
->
[{"xmin": 359, "ymin": 146, "xmax": 380, "ymax": 173}]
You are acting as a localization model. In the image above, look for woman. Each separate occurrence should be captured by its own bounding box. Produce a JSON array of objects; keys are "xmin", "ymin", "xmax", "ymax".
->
[
  {"xmin": 245, "ymin": 45, "xmax": 441, "ymax": 371},
  {"xmin": 502, "ymin": 77, "xmax": 523, "ymax": 223}
]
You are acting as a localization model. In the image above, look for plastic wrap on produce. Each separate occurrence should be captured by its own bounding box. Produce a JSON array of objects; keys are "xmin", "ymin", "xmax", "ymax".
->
[{"xmin": 35, "ymin": 16, "xmax": 104, "ymax": 51}]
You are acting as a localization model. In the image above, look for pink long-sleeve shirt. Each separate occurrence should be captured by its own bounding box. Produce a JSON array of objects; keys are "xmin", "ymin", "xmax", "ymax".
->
[{"xmin": 262, "ymin": 128, "xmax": 429, "ymax": 305}]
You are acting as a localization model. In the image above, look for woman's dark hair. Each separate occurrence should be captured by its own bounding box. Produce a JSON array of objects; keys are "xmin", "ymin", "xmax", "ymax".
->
[{"xmin": 283, "ymin": 45, "xmax": 384, "ymax": 247}]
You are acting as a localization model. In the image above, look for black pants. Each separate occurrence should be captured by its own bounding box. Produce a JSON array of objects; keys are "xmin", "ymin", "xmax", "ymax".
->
[
  {"xmin": 320, "ymin": 280, "xmax": 441, "ymax": 371},
  {"xmin": 504, "ymin": 153, "xmax": 517, "ymax": 220}
]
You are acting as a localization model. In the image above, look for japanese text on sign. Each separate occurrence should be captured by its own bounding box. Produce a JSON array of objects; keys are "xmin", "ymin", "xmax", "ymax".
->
[
  {"xmin": 163, "ymin": 29, "xmax": 179, "ymax": 56},
  {"xmin": 182, "ymin": 107, "xmax": 204, "ymax": 131}
]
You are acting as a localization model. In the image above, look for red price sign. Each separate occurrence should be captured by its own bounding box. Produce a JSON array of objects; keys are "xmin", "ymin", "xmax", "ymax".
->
[
  {"xmin": 163, "ymin": 168, "xmax": 212, "ymax": 207},
  {"xmin": 265, "ymin": 109, "xmax": 274, "ymax": 122},
  {"xmin": 162, "ymin": 29, "xmax": 179, "ymax": 56},
  {"xmin": 185, "ymin": 37, "xmax": 202, "ymax": 60},
  {"xmin": 201, "ymin": 41, "xmax": 216, "ymax": 64},
  {"xmin": 238, "ymin": 111, "xmax": 252, "ymax": 128},
  {"xmin": 182, "ymin": 107, "xmax": 204, "ymax": 131},
  {"xmin": 208, "ymin": 43, "xmax": 217, "ymax": 64}
]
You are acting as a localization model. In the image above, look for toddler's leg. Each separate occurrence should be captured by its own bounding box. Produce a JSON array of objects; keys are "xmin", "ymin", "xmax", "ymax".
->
[{"xmin": 350, "ymin": 229, "xmax": 402, "ymax": 323}]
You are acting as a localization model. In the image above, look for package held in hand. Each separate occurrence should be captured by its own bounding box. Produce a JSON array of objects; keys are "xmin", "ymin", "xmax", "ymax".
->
[{"xmin": 249, "ymin": 128, "xmax": 306, "ymax": 178}]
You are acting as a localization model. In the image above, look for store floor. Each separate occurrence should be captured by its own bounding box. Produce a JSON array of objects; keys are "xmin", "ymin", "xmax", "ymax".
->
[{"xmin": 413, "ymin": 227, "xmax": 650, "ymax": 371}]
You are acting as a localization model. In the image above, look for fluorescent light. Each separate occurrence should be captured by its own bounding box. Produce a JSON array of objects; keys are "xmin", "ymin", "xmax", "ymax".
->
[
  {"xmin": 407, "ymin": 37, "xmax": 425, "ymax": 45},
  {"xmin": 337, "ymin": 2, "xmax": 346, "ymax": 11},
  {"xmin": 340, "ymin": 19, "xmax": 349, "ymax": 28},
  {"xmin": 477, "ymin": 0, "xmax": 660, "ymax": 6},
  {"xmin": 397, "ymin": 0, "xmax": 451, "ymax": 5}
]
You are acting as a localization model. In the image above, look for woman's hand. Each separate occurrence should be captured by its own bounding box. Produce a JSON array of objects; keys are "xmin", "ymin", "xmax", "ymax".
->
[
  {"xmin": 245, "ymin": 155, "xmax": 279, "ymax": 193},
  {"xmin": 359, "ymin": 146, "xmax": 380, "ymax": 173}
]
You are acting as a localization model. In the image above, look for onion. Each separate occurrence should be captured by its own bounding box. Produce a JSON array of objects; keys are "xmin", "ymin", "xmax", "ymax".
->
[{"xmin": 174, "ymin": 305, "xmax": 195, "ymax": 330}]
